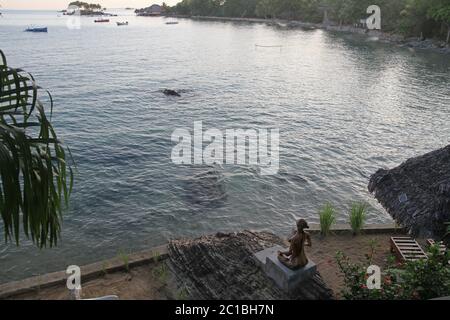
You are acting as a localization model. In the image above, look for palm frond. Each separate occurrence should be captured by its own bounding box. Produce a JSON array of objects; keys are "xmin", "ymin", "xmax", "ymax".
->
[{"xmin": 0, "ymin": 49, "xmax": 73, "ymax": 248}]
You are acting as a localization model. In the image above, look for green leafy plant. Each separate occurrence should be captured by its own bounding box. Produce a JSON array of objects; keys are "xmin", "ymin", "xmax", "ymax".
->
[
  {"xmin": 349, "ymin": 202, "xmax": 367, "ymax": 235},
  {"xmin": 101, "ymin": 262, "xmax": 108, "ymax": 276},
  {"xmin": 153, "ymin": 262, "xmax": 168, "ymax": 284},
  {"xmin": 398, "ymin": 245, "xmax": 450, "ymax": 299},
  {"xmin": 319, "ymin": 203, "xmax": 336, "ymax": 236},
  {"xmin": 444, "ymin": 222, "xmax": 450, "ymax": 239},
  {"xmin": 176, "ymin": 286, "xmax": 189, "ymax": 300},
  {"xmin": 118, "ymin": 251, "xmax": 130, "ymax": 272},
  {"xmin": 0, "ymin": 50, "xmax": 73, "ymax": 248},
  {"xmin": 153, "ymin": 251, "xmax": 161, "ymax": 262},
  {"xmin": 336, "ymin": 244, "xmax": 450, "ymax": 300}
]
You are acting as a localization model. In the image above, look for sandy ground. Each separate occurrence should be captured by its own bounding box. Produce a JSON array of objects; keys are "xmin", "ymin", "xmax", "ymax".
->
[
  {"xmin": 9, "ymin": 232, "xmax": 399, "ymax": 300},
  {"xmin": 307, "ymin": 233, "xmax": 395, "ymax": 299},
  {"xmin": 11, "ymin": 260, "xmax": 180, "ymax": 300}
]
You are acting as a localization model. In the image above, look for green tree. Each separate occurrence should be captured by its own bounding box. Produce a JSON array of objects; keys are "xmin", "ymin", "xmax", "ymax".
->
[
  {"xmin": 68, "ymin": 1, "xmax": 102, "ymax": 11},
  {"xmin": 427, "ymin": 0, "xmax": 450, "ymax": 42},
  {"xmin": 399, "ymin": 0, "xmax": 431, "ymax": 36},
  {"xmin": 222, "ymin": 0, "xmax": 257, "ymax": 18},
  {"xmin": 187, "ymin": 0, "xmax": 222, "ymax": 16},
  {"xmin": 168, "ymin": 0, "xmax": 450, "ymax": 41},
  {"xmin": 255, "ymin": 0, "xmax": 277, "ymax": 18},
  {"xmin": 174, "ymin": 0, "xmax": 192, "ymax": 15}
]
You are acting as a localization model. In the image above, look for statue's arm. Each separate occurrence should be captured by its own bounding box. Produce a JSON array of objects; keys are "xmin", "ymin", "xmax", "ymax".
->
[
  {"xmin": 279, "ymin": 248, "xmax": 292, "ymax": 255},
  {"xmin": 278, "ymin": 242, "xmax": 293, "ymax": 256}
]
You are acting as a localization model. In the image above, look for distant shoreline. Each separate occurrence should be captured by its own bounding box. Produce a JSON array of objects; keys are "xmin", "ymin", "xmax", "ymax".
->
[{"xmin": 167, "ymin": 15, "xmax": 450, "ymax": 55}]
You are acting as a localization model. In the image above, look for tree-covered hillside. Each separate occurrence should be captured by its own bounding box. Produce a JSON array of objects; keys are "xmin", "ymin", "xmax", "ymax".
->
[{"xmin": 166, "ymin": 0, "xmax": 450, "ymax": 42}]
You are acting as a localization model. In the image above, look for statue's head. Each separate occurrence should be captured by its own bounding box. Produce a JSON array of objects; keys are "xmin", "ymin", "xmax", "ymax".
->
[{"xmin": 296, "ymin": 219, "xmax": 309, "ymax": 231}]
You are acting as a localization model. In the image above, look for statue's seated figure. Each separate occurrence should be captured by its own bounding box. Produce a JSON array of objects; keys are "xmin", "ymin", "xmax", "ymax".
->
[{"xmin": 277, "ymin": 219, "xmax": 311, "ymax": 270}]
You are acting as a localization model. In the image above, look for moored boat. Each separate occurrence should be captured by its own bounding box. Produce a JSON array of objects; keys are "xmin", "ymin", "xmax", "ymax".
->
[
  {"xmin": 165, "ymin": 21, "xmax": 179, "ymax": 25},
  {"xmin": 117, "ymin": 21, "xmax": 129, "ymax": 26},
  {"xmin": 25, "ymin": 27, "xmax": 48, "ymax": 33},
  {"xmin": 94, "ymin": 18, "xmax": 109, "ymax": 23}
]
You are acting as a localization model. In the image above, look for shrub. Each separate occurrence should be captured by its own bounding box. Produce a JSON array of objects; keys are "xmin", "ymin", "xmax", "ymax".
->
[
  {"xmin": 319, "ymin": 203, "xmax": 336, "ymax": 236},
  {"xmin": 118, "ymin": 251, "xmax": 130, "ymax": 272},
  {"xmin": 336, "ymin": 244, "xmax": 450, "ymax": 300},
  {"xmin": 349, "ymin": 202, "xmax": 367, "ymax": 235},
  {"xmin": 444, "ymin": 222, "xmax": 450, "ymax": 246},
  {"xmin": 398, "ymin": 245, "xmax": 450, "ymax": 299}
]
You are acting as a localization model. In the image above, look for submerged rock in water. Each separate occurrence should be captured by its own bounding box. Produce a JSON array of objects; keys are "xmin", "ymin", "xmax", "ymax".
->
[
  {"xmin": 163, "ymin": 89, "xmax": 181, "ymax": 97},
  {"xmin": 369, "ymin": 145, "xmax": 450, "ymax": 239},
  {"xmin": 181, "ymin": 168, "xmax": 227, "ymax": 207}
]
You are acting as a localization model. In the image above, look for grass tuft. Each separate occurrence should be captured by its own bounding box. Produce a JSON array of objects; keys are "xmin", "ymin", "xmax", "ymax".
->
[
  {"xmin": 319, "ymin": 203, "xmax": 336, "ymax": 236},
  {"xmin": 176, "ymin": 287, "xmax": 189, "ymax": 300},
  {"xmin": 118, "ymin": 250, "xmax": 130, "ymax": 272},
  {"xmin": 153, "ymin": 262, "xmax": 168, "ymax": 284},
  {"xmin": 349, "ymin": 202, "xmax": 368, "ymax": 235}
]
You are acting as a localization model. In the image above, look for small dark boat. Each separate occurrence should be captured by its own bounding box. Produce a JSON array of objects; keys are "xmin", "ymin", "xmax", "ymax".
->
[
  {"xmin": 94, "ymin": 18, "xmax": 109, "ymax": 23},
  {"xmin": 117, "ymin": 22, "xmax": 128, "ymax": 26},
  {"xmin": 25, "ymin": 27, "xmax": 48, "ymax": 33},
  {"xmin": 165, "ymin": 21, "xmax": 179, "ymax": 25}
]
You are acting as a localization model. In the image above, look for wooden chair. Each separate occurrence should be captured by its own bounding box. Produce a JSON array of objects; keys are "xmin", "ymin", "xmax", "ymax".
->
[{"xmin": 390, "ymin": 236, "xmax": 428, "ymax": 262}]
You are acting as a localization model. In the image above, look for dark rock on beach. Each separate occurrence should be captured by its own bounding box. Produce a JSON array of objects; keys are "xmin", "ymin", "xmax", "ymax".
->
[
  {"xmin": 167, "ymin": 230, "xmax": 334, "ymax": 299},
  {"xmin": 369, "ymin": 145, "xmax": 450, "ymax": 239}
]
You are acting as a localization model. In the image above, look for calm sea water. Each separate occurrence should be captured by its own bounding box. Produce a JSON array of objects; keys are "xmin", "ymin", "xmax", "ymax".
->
[{"xmin": 0, "ymin": 10, "xmax": 449, "ymax": 283}]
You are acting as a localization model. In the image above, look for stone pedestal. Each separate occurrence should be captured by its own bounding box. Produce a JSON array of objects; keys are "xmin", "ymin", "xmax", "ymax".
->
[{"xmin": 254, "ymin": 246, "xmax": 317, "ymax": 293}]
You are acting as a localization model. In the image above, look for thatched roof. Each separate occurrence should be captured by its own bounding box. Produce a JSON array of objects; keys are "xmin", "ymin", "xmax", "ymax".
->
[
  {"xmin": 369, "ymin": 145, "xmax": 450, "ymax": 239},
  {"xmin": 168, "ymin": 231, "xmax": 334, "ymax": 299}
]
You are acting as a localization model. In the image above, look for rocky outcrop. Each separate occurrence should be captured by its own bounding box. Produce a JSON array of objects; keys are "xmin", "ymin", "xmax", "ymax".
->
[
  {"xmin": 180, "ymin": 168, "xmax": 227, "ymax": 207},
  {"xmin": 369, "ymin": 145, "xmax": 450, "ymax": 239},
  {"xmin": 402, "ymin": 38, "xmax": 450, "ymax": 54},
  {"xmin": 167, "ymin": 230, "xmax": 334, "ymax": 299},
  {"xmin": 163, "ymin": 89, "xmax": 180, "ymax": 97}
]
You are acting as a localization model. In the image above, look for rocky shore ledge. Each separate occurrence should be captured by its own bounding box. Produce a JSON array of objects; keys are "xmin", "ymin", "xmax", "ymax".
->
[
  {"xmin": 168, "ymin": 15, "xmax": 450, "ymax": 55},
  {"xmin": 1, "ymin": 228, "xmax": 402, "ymax": 299},
  {"xmin": 168, "ymin": 230, "xmax": 334, "ymax": 299}
]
